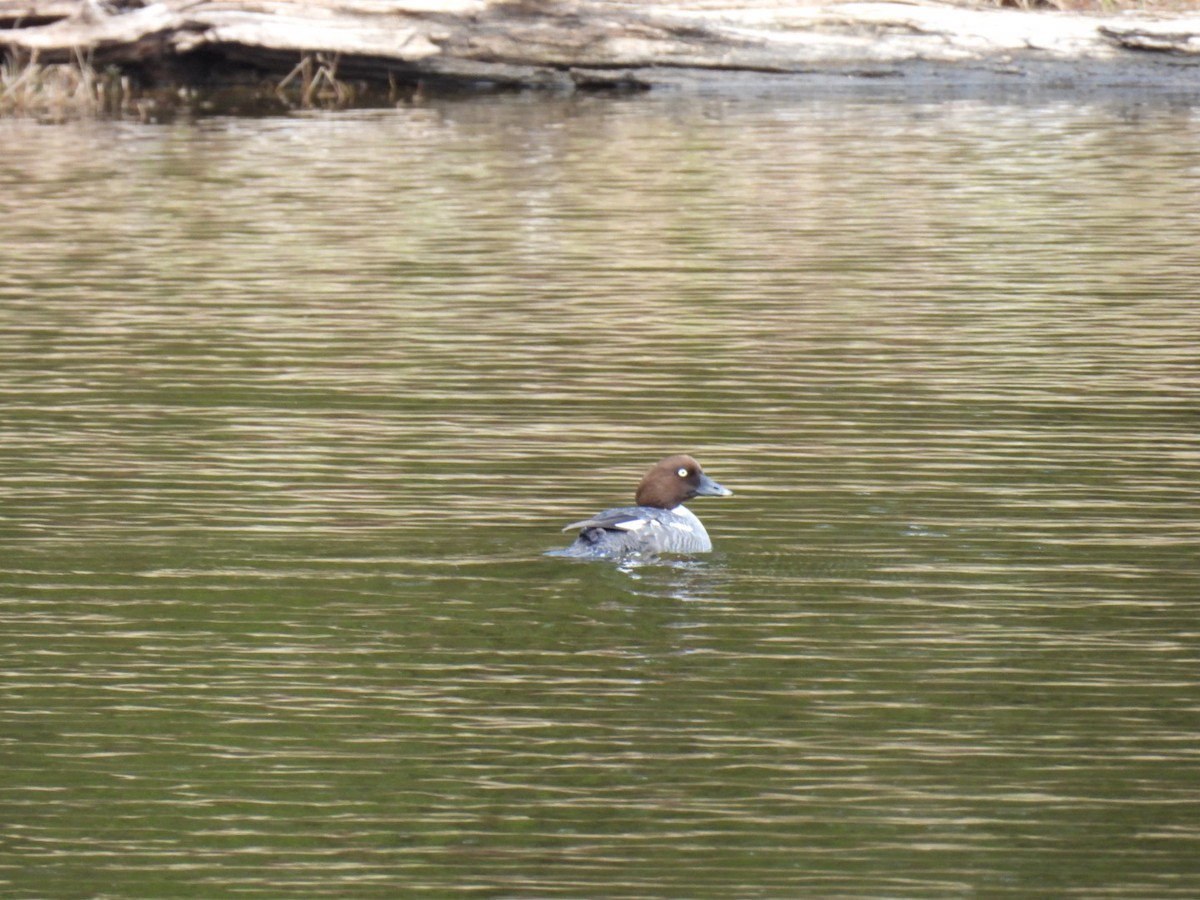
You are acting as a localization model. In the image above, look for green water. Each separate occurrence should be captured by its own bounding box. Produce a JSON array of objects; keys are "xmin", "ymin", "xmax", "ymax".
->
[{"xmin": 2, "ymin": 90, "xmax": 1198, "ymax": 897}]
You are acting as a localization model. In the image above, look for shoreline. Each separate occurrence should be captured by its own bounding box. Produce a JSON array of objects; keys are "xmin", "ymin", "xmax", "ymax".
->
[{"xmin": 3, "ymin": 0, "xmax": 1200, "ymax": 117}]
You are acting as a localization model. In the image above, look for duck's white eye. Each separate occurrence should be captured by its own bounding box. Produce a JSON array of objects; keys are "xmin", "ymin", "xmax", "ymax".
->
[{"xmin": 677, "ymin": 467, "xmax": 689, "ymax": 478}]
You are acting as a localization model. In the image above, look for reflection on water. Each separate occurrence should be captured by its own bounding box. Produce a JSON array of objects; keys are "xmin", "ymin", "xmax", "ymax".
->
[{"xmin": 2, "ymin": 90, "xmax": 1199, "ymax": 897}]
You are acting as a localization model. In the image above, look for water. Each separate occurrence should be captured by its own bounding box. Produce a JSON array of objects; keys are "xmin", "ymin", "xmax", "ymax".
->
[{"xmin": 2, "ymin": 87, "xmax": 1198, "ymax": 897}]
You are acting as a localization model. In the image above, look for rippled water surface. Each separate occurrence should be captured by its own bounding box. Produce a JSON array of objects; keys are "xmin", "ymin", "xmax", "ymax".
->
[{"xmin": 2, "ymin": 87, "xmax": 1199, "ymax": 897}]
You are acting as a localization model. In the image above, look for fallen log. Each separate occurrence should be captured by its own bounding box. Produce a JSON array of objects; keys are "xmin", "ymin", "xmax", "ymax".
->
[
  {"xmin": 1099, "ymin": 21, "xmax": 1200, "ymax": 55},
  {"xmin": 2, "ymin": 0, "xmax": 1200, "ymax": 94}
]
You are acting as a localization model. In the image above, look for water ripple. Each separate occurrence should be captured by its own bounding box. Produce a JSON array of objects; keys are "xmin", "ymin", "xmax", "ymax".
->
[{"xmin": 2, "ymin": 93, "xmax": 1199, "ymax": 897}]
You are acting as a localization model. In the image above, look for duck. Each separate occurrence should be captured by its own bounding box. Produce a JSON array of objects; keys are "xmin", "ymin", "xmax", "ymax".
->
[{"xmin": 548, "ymin": 454, "xmax": 733, "ymax": 560}]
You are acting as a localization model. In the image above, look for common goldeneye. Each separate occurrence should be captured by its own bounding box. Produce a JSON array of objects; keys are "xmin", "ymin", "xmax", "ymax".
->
[{"xmin": 548, "ymin": 454, "xmax": 733, "ymax": 560}]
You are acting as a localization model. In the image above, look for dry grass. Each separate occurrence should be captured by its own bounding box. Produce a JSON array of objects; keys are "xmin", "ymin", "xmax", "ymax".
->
[
  {"xmin": 276, "ymin": 53, "xmax": 355, "ymax": 108},
  {"xmin": 0, "ymin": 50, "xmax": 114, "ymax": 120}
]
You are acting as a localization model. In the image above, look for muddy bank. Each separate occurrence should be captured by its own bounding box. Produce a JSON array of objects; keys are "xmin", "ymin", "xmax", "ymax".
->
[{"xmin": 3, "ymin": 0, "xmax": 1200, "ymax": 100}]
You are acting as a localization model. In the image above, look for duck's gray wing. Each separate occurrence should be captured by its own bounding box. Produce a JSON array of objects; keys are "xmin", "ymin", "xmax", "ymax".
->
[{"xmin": 561, "ymin": 506, "xmax": 650, "ymax": 533}]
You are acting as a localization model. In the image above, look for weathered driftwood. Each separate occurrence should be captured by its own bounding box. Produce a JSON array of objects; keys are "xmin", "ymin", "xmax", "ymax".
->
[
  {"xmin": 2, "ymin": 0, "xmax": 1200, "ymax": 90},
  {"xmin": 1099, "ymin": 21, "xmax": 1200, "ymax": 55}
]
